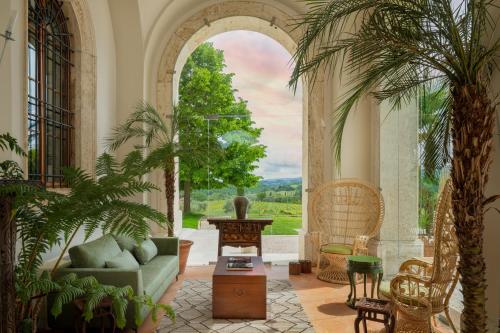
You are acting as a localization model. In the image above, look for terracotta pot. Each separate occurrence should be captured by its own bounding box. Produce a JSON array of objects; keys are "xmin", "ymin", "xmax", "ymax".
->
[
  {"xmin": 179, "ymin": 239, "xmax": 193, "ymax": 274},
  {"xmin": 233, "ymin": 196, "xmax": 249, "ymax": 219}
]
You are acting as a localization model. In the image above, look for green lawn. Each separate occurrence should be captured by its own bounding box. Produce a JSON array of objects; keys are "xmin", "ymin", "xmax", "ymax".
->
[
  {"xmin": 182, "ymin": 200, "xmax": 302, "ymax": 235},
  {"xmin": 182, "ymin": 212, "xmax": 204, "ymax": 229}
]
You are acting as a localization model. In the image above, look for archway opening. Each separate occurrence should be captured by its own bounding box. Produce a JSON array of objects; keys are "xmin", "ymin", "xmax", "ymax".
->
[{"xmin": 172, "ymin": 18, "xmax": 305, "ymax": 265}]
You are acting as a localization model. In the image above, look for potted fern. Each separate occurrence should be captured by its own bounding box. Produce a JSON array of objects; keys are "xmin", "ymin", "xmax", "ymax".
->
[
  {"xmin": 107, "ymin": 102, "xmax": 210, "ymax": 273},
  {"xmin": 0, "ymin": 133, "xmax": 175, "ymax": 332}
]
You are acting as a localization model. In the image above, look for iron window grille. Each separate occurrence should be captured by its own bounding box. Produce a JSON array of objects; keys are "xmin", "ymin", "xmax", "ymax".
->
[{"xmin": 28, "ymin": 0, "xmax": 73, "ymax": 187}]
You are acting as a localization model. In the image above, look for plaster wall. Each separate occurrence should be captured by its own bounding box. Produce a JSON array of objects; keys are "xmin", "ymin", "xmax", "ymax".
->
[
  {"xmin": 484, "ymin": 113, "xmax": 500, "ymax": 332},
  {"xmin": 0, "ymin": 0, "xmax": 25, "ymax": 166},
  {"xmin": 87, "ymin": 0, "xmax": 117, "ymax": 154},
  {"xmin": 485, "ymin": 6, "xmax": 500, "ymax": 330}
]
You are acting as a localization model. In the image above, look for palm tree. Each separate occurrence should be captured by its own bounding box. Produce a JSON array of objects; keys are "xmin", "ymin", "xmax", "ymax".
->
[
  {"xmin": 290, "ymin": 1, "xmax": 499, "ymax": 331},
  {"xmin": 419, "ymin": 86, "xmax": 451, "ymax": 178},
  {"xmin": 107, "ymin": 102, "xmax": 206, "ymax": 236}
]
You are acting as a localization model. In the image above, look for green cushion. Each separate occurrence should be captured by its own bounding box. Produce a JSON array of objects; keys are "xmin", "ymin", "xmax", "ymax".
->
[
  {"xmin": 112, "ymin": 234, "xmax": 137, "ymax": 252},
  {"xmin": 142, "ymin": 255, "xmax": 179, "ymax": 296},
  {"xmin": 105, "ymin": 250, "xmax": 140, "ymax": 270},
  {"xmin": 133, "ymin": 239, "xmax": 158, "ymax": 264},
  {"xmin": 69, "ymin": 234, "xmax": 122, "ymax": 268},
  {"xmin": 321, "ymin": 244, "xmax": 353, "ymax": 255},
  {"xmin": 347, "ymin": 255, "xmax": 382, "ymax": 264}
]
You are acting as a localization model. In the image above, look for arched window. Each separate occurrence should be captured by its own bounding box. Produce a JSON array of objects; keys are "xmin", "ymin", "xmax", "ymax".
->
[{"xmin": 28, "ymin": 0, "xmax": 73, "ymax": 187}]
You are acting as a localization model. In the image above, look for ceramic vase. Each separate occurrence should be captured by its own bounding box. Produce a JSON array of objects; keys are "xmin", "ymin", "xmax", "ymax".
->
[{"xmin": 233, "ymin": 196, "xmax": 249, "ymax": 219}]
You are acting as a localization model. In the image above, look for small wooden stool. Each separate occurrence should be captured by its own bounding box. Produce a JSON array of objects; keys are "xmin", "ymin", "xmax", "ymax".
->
[
  {"xmin": 289, "ymin": 261, "xmax": 301, "ymax": 275},
  {"xmin": 354, "ymin": 297, "xmax": 395, "ymax": 333},
  {"xmin": 299, "ymin": 259, "xmax": 312, "ymax": 273}
]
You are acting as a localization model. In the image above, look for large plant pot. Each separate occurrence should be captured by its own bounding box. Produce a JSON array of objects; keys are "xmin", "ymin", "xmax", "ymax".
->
[
  {"xmin": 179, "ymin": 239, "xmax": 193, "ymax": 274},
  {"xmin": 233, "ymin": 196, "xmax": 249, "ymax": 219}
]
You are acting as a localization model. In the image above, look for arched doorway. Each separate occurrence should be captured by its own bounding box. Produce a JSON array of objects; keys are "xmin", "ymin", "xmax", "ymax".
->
[{"xmin": 151, "ymin": 1, "xmax": 329, "ymax": 261}]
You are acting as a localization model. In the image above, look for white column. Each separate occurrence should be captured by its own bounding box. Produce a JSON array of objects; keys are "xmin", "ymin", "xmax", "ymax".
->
[{"xmin": 375, "ymin": 99, "xmax": 422, "ymax": 277}]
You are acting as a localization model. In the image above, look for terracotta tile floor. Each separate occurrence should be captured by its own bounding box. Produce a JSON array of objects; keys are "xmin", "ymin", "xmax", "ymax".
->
[{"xmin": 136, "ymin": 265, "xmax": 453, "ymax": 333}]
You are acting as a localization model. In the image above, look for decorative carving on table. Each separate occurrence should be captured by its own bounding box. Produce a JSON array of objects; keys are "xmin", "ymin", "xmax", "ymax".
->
[{"xmin": 207, "ymin": 218, "xmax": 273, "ymax": 256}]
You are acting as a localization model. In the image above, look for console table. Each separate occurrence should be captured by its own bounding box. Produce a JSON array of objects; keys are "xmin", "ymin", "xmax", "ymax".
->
[{"xmin": 207, "ymin": 218, "xmax": 273, "ymax": 256}]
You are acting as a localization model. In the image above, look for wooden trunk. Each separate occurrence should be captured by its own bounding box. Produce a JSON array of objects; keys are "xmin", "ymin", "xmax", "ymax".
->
[
  {"xmin": 212, "ymin": 257, "xmax": 266, "ymax": 319},
  {"xmin": 0, "ymin": 193, "xmax": 16, "ymax": 333}
]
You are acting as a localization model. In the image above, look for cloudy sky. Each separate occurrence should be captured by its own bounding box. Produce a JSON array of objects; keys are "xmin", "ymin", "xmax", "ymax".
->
[{"xmin": 208, "ymin": 31, "xmax": 303, "ymax": 180}]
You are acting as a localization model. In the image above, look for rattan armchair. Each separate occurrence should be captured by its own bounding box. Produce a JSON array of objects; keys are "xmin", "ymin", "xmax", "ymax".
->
[
  {"xmin": 390, "ymin": 180, "xmax": 459, "ymax": 332},
  {"xmin": 311, "ymin": 179, "xmax": 385, "ymax": 284}
]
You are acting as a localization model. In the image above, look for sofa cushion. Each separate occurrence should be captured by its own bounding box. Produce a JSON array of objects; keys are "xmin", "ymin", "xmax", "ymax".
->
[
  {"xmin": 141, "ymin": 255, "xmax": 178, "ymax": 296},
  {"xmin": 112, "ymin": 234, "xmax": 138, "ymax": 252},
  {"xmin": 69, "ymin": 234, "xmax": 122, "ymax": 268},
  {"xmin": 320, "ymin": 244, "xmax": 353, "ymax": 255},
  {"xmin": 105, "ymin": 250, "xmax": 140, "ymax": 270},
  {"xmin": 133, "ymin": 239, "xmax": 158, "ymax": 264}
]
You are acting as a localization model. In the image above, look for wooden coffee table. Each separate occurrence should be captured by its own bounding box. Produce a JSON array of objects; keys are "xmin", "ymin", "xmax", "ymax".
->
[{"xmin": 212, "ymin": 256, "xmax": 267, "ymax": 319}]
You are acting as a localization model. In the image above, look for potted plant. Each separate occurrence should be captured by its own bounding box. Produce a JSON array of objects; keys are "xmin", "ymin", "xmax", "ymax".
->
[
  {"xmin": 107, "ymin": 102, "xmax": 208, "ymax": 273},
  {"xmin": 290, "ymin": 1, "xmax": 500, "ymax": 330},
  {"xmin": 1, "ymin": 133, "xmax": 174, "ymax": 332}
]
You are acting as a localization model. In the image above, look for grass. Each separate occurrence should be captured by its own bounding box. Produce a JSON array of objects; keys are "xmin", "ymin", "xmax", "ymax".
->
[
  {"xmin": 182, "ymin": 212, "xmax": 204, "ymax": 229},
  {"xmin": 182, "ymin": 200, "xmax": 302, "ymax": 235}
]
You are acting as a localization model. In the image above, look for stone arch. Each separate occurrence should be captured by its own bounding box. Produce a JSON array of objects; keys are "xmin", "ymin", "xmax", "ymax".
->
[
  {"xmin": 154, "ymin": 1, "xmax": 328, "ymax": 259},
  {"xmin": 61, "ymin": 0, "xmax": 97, "ymax": 175}
]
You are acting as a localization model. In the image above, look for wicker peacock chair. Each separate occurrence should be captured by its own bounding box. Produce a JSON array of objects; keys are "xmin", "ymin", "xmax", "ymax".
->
[
  {"xmin": 311, "ymin": 179, "xmax": 385, "ymax": 284},
  {"xmin": 389, "ymin": 179, "xmax": 459, "ymax": 333}
]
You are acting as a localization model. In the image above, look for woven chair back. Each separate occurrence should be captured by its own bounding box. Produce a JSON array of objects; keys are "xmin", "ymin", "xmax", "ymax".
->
[
  {"xmin": 430, "ymin": 179, "xmax": 459, "ymax": 306},
  {"xmin": 311, "ymin": 179, "xmax": 384, "ymax": 246}
]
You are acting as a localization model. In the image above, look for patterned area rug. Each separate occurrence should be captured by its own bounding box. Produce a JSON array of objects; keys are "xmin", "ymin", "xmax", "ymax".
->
[{"xmin": 157, "ymin": 279, "xmax": 315, "ymax": 332}]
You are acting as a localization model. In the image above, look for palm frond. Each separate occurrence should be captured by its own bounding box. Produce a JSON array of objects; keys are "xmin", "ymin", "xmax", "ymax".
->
[
  {"xmin": 290, "ymin": 0, "xmax": 499, "ymax": 163},
  {"xmin": 0, "ymin": 132, "xmax": 26, "ymax": 156}
]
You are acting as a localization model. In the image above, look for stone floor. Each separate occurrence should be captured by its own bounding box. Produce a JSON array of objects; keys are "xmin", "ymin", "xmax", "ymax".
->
[{"xmin": 136, "ymin": 265, "xmax": 454, "ymax": 333}]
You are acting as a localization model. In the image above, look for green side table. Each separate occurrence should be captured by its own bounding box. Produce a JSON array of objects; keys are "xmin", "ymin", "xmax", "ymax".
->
[{"xmin": 346, "ymin": 255, "xmax": 383, "ymax": 309}]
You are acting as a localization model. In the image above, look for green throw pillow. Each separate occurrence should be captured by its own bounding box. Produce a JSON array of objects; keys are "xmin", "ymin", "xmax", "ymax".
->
[
  {"xmin": 112, "ymin": 233, "xmax": 137, "ymax": 252},
  {"xmin": 105, "ymin": 250, "xmax": 140, "ymax": 270},
  {"xmin": 133, "ymin": 239, "xmax": 158, "ymax": 264},
  {"xmin": 69, "ymin": 234, "xmax": 122, "ymax": 268}
]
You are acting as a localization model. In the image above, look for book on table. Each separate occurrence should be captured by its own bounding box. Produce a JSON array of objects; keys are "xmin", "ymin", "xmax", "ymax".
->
[{"xmin": 226, "ymin": 257, "xmax": 253, "ymax": 270}]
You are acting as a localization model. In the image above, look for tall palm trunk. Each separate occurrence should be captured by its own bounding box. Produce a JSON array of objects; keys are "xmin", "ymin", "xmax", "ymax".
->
[
  {"xmin": 164, "ymin": 157, "xmax": 176, "ymax": 237},
  {"xmin": 183, "ymin": 180, "xmax": 191, "ymax": 214},
  {"xmin": 451, "ymin": 84, "xmax": 495, "ymax": 333},
  {"xmin": 0, "ymin": 193, "xmax": 16, "ymax": 333}
]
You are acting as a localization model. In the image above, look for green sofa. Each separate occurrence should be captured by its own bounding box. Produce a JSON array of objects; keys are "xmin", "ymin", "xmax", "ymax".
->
[{"xmin": 48, "ymin": 234, "xmax": 179, "ymax": 330}]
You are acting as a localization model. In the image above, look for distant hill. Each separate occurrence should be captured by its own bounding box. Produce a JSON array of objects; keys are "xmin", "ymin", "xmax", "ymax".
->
[{"xmin": 260, "ymin": 177, "xmax": 302, "ymax": 186}]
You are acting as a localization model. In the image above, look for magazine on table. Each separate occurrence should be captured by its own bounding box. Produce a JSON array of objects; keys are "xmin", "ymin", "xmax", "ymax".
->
[
  {"xmin": 226, "ymin": 256, "xmax": 253, "ymax": 270},
  {"xmin": 227, "ymin": 256, "xmax": 252, "ymax": 264}
]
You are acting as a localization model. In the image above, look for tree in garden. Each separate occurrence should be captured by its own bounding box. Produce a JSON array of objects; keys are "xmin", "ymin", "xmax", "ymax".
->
[
  {"xmin": 290, "ymin": 1, "xmax": 500, "ymax": 331},
  {"xmin": 178, "ymin": 42, "xmax": 266, "ymax": 212}
]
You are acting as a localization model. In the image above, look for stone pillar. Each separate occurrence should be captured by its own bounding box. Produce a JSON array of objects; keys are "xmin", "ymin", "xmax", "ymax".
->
[
  {"xmin": 303, "ymin": 76, "xmax": 326, "ymax": 263},
  {"xmin": 374, "ymin": 100, "xmax": 422, "ymax": 277}
]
